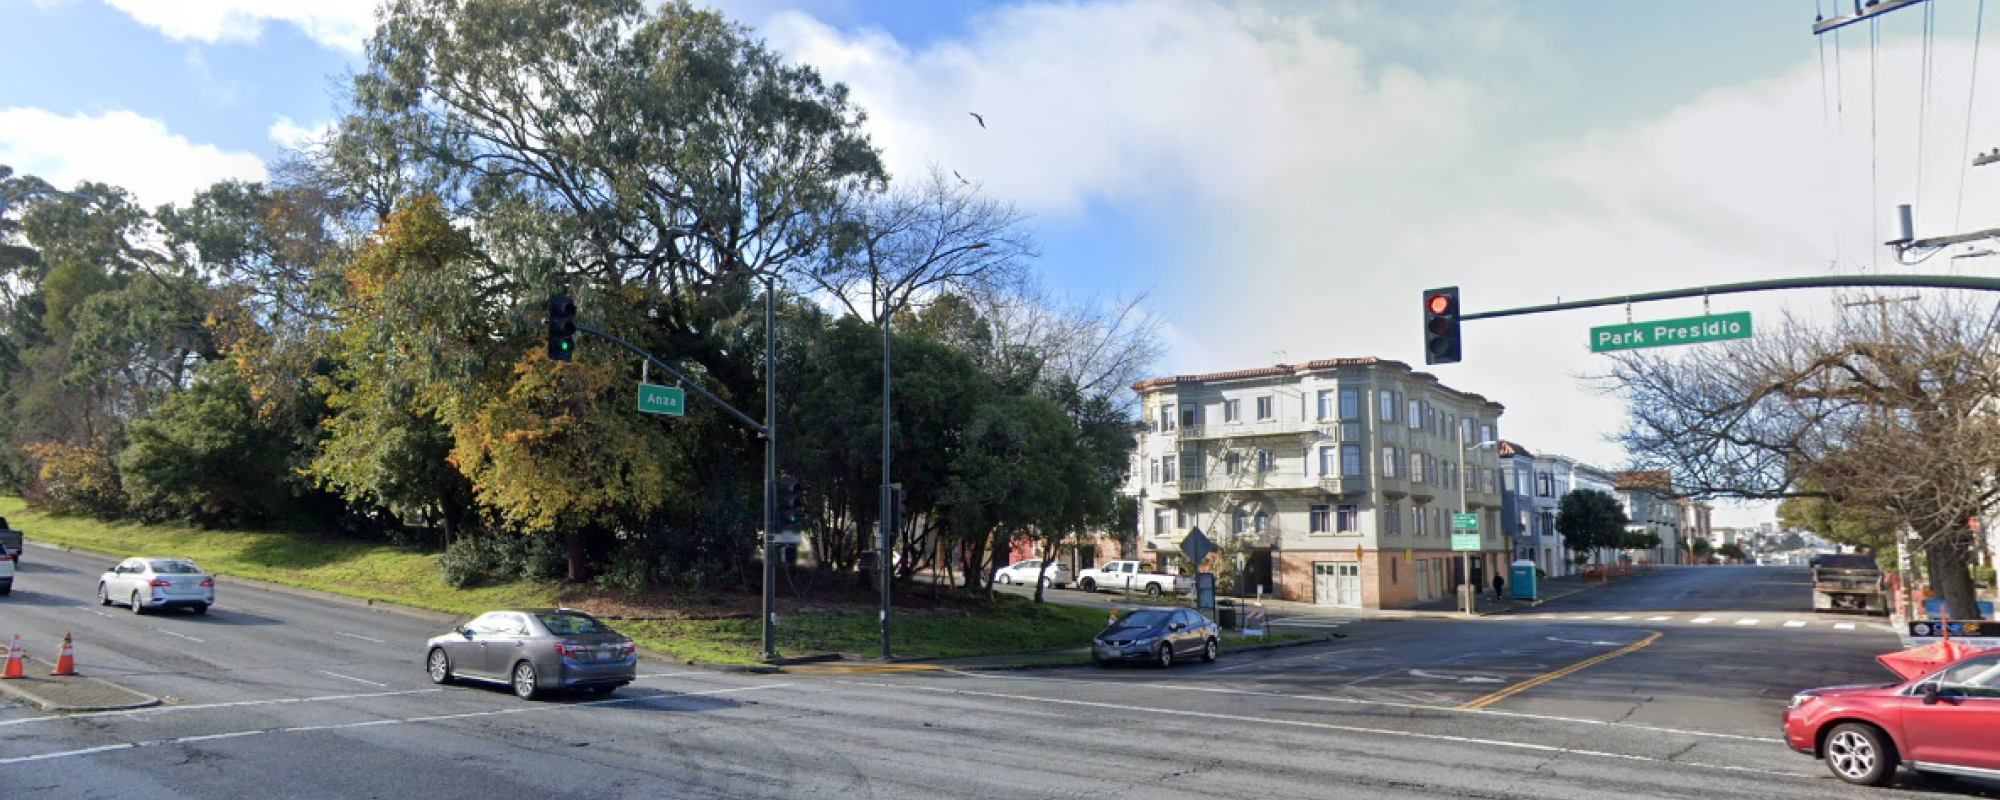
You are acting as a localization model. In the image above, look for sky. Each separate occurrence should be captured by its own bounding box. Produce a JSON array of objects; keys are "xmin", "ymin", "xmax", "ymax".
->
[{"xmin": 5, "ymin": 0, "xmax": 2000, "ymax": 529}]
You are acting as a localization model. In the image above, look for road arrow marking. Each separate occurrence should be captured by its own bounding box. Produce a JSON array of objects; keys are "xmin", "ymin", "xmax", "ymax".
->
[{"xmin": 1546, "ymin": 637, "xmax": 1622, "ymax": 646}]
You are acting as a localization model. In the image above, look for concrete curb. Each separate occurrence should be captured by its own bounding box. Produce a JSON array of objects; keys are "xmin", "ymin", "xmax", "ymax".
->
[
  {"xmin": 940, "ymin": 633, "xmax": 1341, "ymax": 673},
  {"xmin": 0, "ymin": 656, "xmax": 160, "ymax": 713}
]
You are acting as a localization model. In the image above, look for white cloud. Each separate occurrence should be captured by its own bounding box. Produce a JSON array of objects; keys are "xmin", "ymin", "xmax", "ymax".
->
[
  {"xmin": 268, "ymin": 115, "xmax": 330, "ymax": 150},
  {"xmin": 0, "ymin": 108, "xmax": 267, "ymax": 208},
  {"xmin": 100, "ymin": 0, "xmax": 379, "ymax": 52}
]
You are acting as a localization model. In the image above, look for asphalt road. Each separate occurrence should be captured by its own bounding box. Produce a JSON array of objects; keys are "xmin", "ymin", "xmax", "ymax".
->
[{"xmin": 3, "ymin": 550, "xmax": 1989, "ymax": 799}]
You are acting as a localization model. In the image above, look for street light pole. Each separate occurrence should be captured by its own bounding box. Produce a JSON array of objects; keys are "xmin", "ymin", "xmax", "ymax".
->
[
  {"xmin": 762, "ymin": 272, "xmax": 778, "ymax": 662},
  {"xmin": 1459, "ymin": 435, "xmax": 1499, "ymax": 615}
]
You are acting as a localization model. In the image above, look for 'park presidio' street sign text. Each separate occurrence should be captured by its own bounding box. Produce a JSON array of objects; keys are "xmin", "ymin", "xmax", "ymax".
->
[{"xmin": 1590, "ymin": 311, "xmax": 1752, "ymax": 353}]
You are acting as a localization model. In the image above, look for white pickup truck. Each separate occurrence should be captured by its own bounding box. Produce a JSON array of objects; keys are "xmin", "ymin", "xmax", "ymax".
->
[{"xmin": 1074, "ymin": 560, "xmax": 1192, "ymax": 597}]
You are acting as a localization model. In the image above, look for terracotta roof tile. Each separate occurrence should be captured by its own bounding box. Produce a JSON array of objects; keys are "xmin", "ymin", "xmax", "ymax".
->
[{"xmin": 1131, "ymin": 357, "xmax": 1505, "ymax": 410}]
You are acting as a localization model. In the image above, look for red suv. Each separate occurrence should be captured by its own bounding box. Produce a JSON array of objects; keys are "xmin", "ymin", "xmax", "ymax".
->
[{"xmin": 1784, "ymin": 649, "xmax": 2000, "ymax": 785}]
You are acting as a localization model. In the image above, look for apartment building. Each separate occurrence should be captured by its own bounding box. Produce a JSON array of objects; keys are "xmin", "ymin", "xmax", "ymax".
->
[
  {"xmin": 1614, "ymin": 470, "xmax": 1684, "ymax": 566},
  {"xmin": 1516, "ymin": 453, "xmax": 1617, "ymax": 577},
  {"xmin": 1123, "ymin": 357, "xmax": 1506, "ymax": 610}
]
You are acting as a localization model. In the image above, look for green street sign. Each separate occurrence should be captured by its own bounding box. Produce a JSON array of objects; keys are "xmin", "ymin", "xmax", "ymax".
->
[
  {"xmin": 1451, "ymin": 513, "xmax": 1478, "ymax": 531},
  {"xmin": 638, "ymin": 383, "xmax": 685, "ymax": 417},
  {"xmin": 1451, "ymin": 532, "xmax": 1481, "ymax": 552},
  {"xmin": 1591, "ymin": 311, "xmax": 1752, "ymax": 353}
]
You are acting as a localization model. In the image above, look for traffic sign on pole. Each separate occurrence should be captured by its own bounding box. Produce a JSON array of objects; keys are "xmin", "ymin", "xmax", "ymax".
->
[
  {"xmin": 1451, "ymin": 533, "xmax": 1481, "ymax": 552},
  {"xmin": 1590, "ymin": 312, "xmax": 1752, "ymax": 353},
  {"xmin": 638, "ymin": 383, "xmax": 686, "ymax": 416},
  {"xmin": 1451, "ymin": 513, "xmax": 1478, "ymax": 531}
]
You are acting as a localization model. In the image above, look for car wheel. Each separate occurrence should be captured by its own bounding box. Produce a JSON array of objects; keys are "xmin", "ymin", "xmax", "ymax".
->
[
  {"xmin": 1145, "ymin": 583, "xmax": 1162, "ymax": 598},
  {"xmin": 427, "ymin": 648, "xmax": 453, "ymax": 684},
  {"xmin": 1202, "ymin": 638, "xmax": 1219, "ymax": 663},
  {"xmin": 1080, "ymin": 578, "xmax": 1096, "ymax": 592},
  {"xmin": 1155, "ymin": 644, "xmax": 1174, "ymax": 669},
  {"xmin": 999, "ymin": 574, "xmax": 1013, "ymax": 585},
  {"xmin": 97, "ymin": 583, "xmax": 111, "ymax": 606},
  {"xmin": 190, "ymin": 604, "xmax": 209, "ymax": 616},
  {"xmin": 130, "ymin": 591, "xmax": 146, "ymax": 615},
  {"xmin": 1824, "ymin": 722, "xmax": 1897, "ymax": 786},
  {"xmin": 512, "ymin": 661, "xmax": 541, "ymax": 700}
]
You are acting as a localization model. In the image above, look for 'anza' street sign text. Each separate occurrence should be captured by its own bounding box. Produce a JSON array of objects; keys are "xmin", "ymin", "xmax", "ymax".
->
[{"xmin": 1590, "ymin": 311, "xmax": 1752, "ymax": 353}]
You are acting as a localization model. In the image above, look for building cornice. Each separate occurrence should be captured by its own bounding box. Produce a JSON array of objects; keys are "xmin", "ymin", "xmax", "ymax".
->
[{"xmin": 1131, "ymin": 357, "xmax": 1505, "ymax": 413}]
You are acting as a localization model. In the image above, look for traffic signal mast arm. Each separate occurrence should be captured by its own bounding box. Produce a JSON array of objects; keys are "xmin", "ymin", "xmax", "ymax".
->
[
  {"xmin": 570, "ymin": 322, "xmax": 769, "ymax": 437},
  {"xmin": 1457, "ymin": 275, "xmax": 2000, "ymax": 323}
]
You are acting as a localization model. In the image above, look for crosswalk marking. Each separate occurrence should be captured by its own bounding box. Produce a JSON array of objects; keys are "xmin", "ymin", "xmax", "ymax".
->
[
  {"xmin": 1570, "ymin": 615, "xmax": 1596, "ymax": 620},
  {"xmin": 1735, "ymin": 619, "xmax": 1761, "ymax": 626},
  {"xmin": 1691, "ymin": 617, "xmax": 1716, "ymax": 624},
  {"xmin": 1646, "ymin": 616, "xmax": 1671, "ymax": 621},
  {"xmin": 1606, "ymin": 615, "xmax": 1632, "ymax": 620},
  {"xmin": 1783, "ymin": 620, "xmax": 1807, "ymax": 628},
  {"xmin": 1835, "ymin": 623, "xmax": 1856, "ymax": 630}
]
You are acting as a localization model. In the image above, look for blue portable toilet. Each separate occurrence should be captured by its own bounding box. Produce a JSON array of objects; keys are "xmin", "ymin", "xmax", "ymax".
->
[{"xmin": 1510, "ymin": 559, "xmax": 1538, "ymax": 602}]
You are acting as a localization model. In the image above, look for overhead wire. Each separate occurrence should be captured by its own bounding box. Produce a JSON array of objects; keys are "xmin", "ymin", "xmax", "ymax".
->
[
  {"xmin": 1915, "ymin": 1, "xmax": 1935, "ymax": 221},
  {"xmin": 1871, "ymin": 17, "xmax": 1881, "ymax": 273},
  {"xmin": 1819, "ymin": 0, "xmax": 1841, "ymax": 269},
  {"xmin": 1957, "ymin": 0, "xmax": 1987, "ymax": 232}
]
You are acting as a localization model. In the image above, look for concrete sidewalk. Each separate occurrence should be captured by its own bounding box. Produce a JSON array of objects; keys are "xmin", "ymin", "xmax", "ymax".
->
[{"xmin": 0, "ymin": 654, "xmax": 159, "ymax": 713}]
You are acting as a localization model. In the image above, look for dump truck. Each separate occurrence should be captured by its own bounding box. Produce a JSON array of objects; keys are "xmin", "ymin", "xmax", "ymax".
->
[{"xmin": 1810, "ymin": 554, "xmax": 1887, "ymax": 615}]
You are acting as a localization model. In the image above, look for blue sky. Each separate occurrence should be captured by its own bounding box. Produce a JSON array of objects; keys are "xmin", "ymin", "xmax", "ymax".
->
[{"xmin": 5, "ymin": 0, "xmax": 1999, "ymax": 527}]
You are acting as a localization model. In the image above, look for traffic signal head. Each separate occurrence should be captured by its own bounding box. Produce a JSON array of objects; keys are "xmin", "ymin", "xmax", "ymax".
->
[
  {"xmin": 886, "ymin": 486, "xmax": 905, "ymax": 531},
  {"xmin": 776, "ymin": 476, "xmax": 807, "ymax": 530},
  {"xmin": 1422, "ymin": 287, "xmax": 1461, "ymax": 365},
  {"xmin": 547, "ymin": 294, "xmax": 577, "ymax": 362}
]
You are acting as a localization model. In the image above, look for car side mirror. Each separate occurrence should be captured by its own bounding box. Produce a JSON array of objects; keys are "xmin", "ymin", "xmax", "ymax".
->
[
  {"xmin": 1921, "ymin": 683, "xmax": 1941, "ymax": 705},
  {"xmin": 1170, "ymin": 622, "xmax": 1185, "ymax": 631},
  {"xmin": 455, "ymin": 626, "xmax": 472, "ymax": 638}
]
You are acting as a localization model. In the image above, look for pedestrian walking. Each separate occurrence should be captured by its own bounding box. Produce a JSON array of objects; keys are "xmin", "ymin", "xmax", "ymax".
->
[{"xmin": 1492, "ymin": 572, "xmax": 1506, "ymax": 599}]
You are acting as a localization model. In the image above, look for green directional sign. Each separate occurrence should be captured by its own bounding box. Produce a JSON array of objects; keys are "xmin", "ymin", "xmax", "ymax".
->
[
  {"xmin": 1451, "ymin": 532, "xmax": 1481, "ymax": 552},
  {"xmin": 638, "ymin": 383, "xmax": 686, "ymax": 417},
  {"xmin": 1451, "ymin": 513, "xmax": 1479, "ymax": 531},
  {"xmin": 1591, "ymin": 311, "xmax": 1752, "ymax": 353}
]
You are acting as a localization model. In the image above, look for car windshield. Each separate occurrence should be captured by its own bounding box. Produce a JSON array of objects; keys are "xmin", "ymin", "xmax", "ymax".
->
[
  {"xmin": 1117, "ymin": 610, "xmax": 1173, "ymax": 629},
  {"xmin": 148, "ymin": 559, "xmax": 202, "ymax": 574},
  {"xmin": 537, "ymin": 612, "xmax": 615, "ymax": 635}
]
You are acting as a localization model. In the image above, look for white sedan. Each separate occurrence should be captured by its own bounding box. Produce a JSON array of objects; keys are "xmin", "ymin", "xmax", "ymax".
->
[
  {"xmin": 995, "ymin": 559, "xmax": 1071, "ymax": 588},
  {"xmin": 98, "ymin": 557, "xmax": 215, "ymax": 615}
]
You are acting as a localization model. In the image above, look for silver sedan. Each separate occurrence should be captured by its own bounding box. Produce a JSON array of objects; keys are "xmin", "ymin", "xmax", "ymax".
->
[
  {"xmin": 97, "ymin": 557, "xmax": 215, "ymax": 615},
  {"xmin": 425, "ymin": 609, "xmax": 638, "ymax": 700}
]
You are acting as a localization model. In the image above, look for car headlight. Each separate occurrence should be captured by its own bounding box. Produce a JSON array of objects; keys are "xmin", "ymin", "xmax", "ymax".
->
[{"xmin": 1788, "ymin": 693, "xmax": 1818, "ymax": 709}]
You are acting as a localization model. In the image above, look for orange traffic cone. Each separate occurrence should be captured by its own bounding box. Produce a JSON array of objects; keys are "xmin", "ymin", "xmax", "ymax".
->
[
  {"xmin": 2, "ymin": 635, "xmax": 22, "ymax": 680},
  {"xmin": 49, "ymin": 632, "xmax": 75, "ymax": 676}
]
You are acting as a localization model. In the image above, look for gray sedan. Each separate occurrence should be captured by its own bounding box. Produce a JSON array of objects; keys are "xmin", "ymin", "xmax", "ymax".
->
[
  {"xmin": 426, "ymin": 609, "xmax": 637, "ymax": 700},
  {"xmin": 1092, "ymin": 608, "xmax": 1219, "ymax": 667}
]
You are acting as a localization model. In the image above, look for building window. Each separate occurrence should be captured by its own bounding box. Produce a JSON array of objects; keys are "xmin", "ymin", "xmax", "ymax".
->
[
  {"xmin": 1407, "ymin": 399, "xmax": 1421, "ymax": 428},
  {"xmin": 1337, "ymin": 504, "xmax": 1359, "ymax": 533},
  {"xmin": 1385, "ymin": 502, "xmax": 1403, "ymax": 535},
  {"xmin": 1481, "ymin": 424, "xmax": 1496, "ymax": 444},
  {"xmin": 1176, "ymin": 508, "xmax": 1191, "ymax": 528},
  {"xmin": 1162, "ymin": 456, "xmax": 1177, "ymax": 483},
  {"xmin": 1154, "ymin": 509, "xmax": 1169, "ymax": 536},
  {"xmin": 1225, "ymin": 452, "xmax": 1240, "ymax": 474},
  {"xmin": 1414, "ymin": 507, "xmax": 1428, "ymax": 537},
  {"xmin": 1256, "ymin": 450, "xmax": 1273, "ymax": 473},
  {"xmin": 1391, "ymin": 557, "xmax": 1398, "ymax": 584},
  {"xmin": 1318, "ymin": 446, "xmax": 1336, "ymax": 476},
  {"xmin": 1256, "ymin": 396, "xmax": 1274, "ymax": 420},
  {"xmin": 1158, "ymin": 405, "xmax": 1176, "ymax": 432},
  {"xmin": 1538, "ymin": 473, "xmax": 1554, "ymax": 497},
  {"xmin": 1461, "ymin": 417, "xmax": 1474, "ymax": 443},
  {"xmin": 1339, "ymin": 388, "xmax": 1359, "ymax": 420},
  {"xmin": 1381, "ymin": 446, "xmax": 1400, "ymax": 478},
  {"xmin": 1254, "ymin": 512, "xmax": 1268, "ymax": 533},
  {"xmin": 1310, "ymin": 504, "xmax": 1331, "ymax": 533},
  {"xmin": 1342, "ymin": 445, "xmax": 1364, "ymax": 477},
  {"xmin": 1379, "ymin": 390, "xmax": 1399, "ymax": 423},
  {"xmin": 1150, "ymin": 459, "xmax": 1161, "ymax": 484},
  {"xmin": 1315, "ymin": 390, "xmax": 1333, "ymax": 421},
  {"xmin": 1224, "ymin": 399, "xmax": 1240, "ymax": 423},
  {"xmin": 1181, "ymin": 406, "xmax": 1199, "ymax": 427},
  {"xmin": 1233, "ymin": 509, "xmax": 1248, "ymax": 534}
]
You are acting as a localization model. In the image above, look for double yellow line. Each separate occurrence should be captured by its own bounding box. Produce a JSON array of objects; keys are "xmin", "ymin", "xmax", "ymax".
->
[{"xmin": 1460, "ymin": 630, "xmax": 1663, "ymax": 710}]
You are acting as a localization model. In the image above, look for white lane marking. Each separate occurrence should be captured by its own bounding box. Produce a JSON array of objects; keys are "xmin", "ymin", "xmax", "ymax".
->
[
  {"xmin": 949, "ymin": 672, "xmax": 1783, "ymax": 743},
  {"xmin": 1783, "ymin": 621, "xmax": 1807, "ymax": 628},
  {"xmin": 155, "ymin": 628, "xmax": 204, "ymax": 643},
  {"xmin": 0, "ymin": 689, "xmax": 448, "ymax": 729},
  {"xmin": 1834, "ymin": 623, "xmax": 1856, "ymax": 630},
  {"xmin": 1735, "ymin": 619, "xmax": 1761, "ymax": 626},
  {"xmin": 1408, "ymin": 669, "xmax": 1505, "ymax": 684},
  {"xmin": 1568, "ymin": 616, "xmax": 1596, "ymax": 620},
  {"xmin": 1646, "ymin": 616, "xmax": 1672, "ymax": 621},
  {"xmin": 334, "ymin": 631, "xmax": 387, "ymax": 645},
  {"xmin": 1204, "ymin": 647, "xmax": 1388, "ymax": 674},
  {"xmin": 92, "ymin": 612, "xmax": 114, "ymax": 619},
  {"xmin": 1690, "ymin": 617, "xmax": 1716, "ymax": 624},
  {"xmin": 317, "ymin": 670, "xmax": 389, "ymax": 688},
  {"xmin": 1546, "ymin": 637, "xmax": 1622, "ymax": 647},
  {"xmin": 846, "ymin": 681, "xmax": 1797, "ymax": 778},
  {"xmin": 1606, "ymin": 616, "xmax": 1632, "ymax": 621},
  {"xmin": 0, "ymin": 684, "xmax": 788, "ymax": 766}
]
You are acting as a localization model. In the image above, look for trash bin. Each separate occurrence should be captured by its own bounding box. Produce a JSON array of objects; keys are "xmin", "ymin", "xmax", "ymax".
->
[{"xmin": 1217, "ymin": 598, "xmax": 1238, "ymax": 628}]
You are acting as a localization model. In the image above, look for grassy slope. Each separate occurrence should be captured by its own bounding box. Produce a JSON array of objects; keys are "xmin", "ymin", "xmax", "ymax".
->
[{"xmin": 0, "ymin": 497, "xmax": 1108, "ymax": 664}]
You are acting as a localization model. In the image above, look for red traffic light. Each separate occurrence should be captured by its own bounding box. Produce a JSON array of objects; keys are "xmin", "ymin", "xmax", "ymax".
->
[{"xmin": 1427, "ymin": 294, "xmax": 1453, "ymax": 315}]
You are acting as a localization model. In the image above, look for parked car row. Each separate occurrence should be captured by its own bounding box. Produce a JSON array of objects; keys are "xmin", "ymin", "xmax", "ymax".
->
[{"xmin": 993, "ymin": 558, "xmax": 1196, "ymax": 598}]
